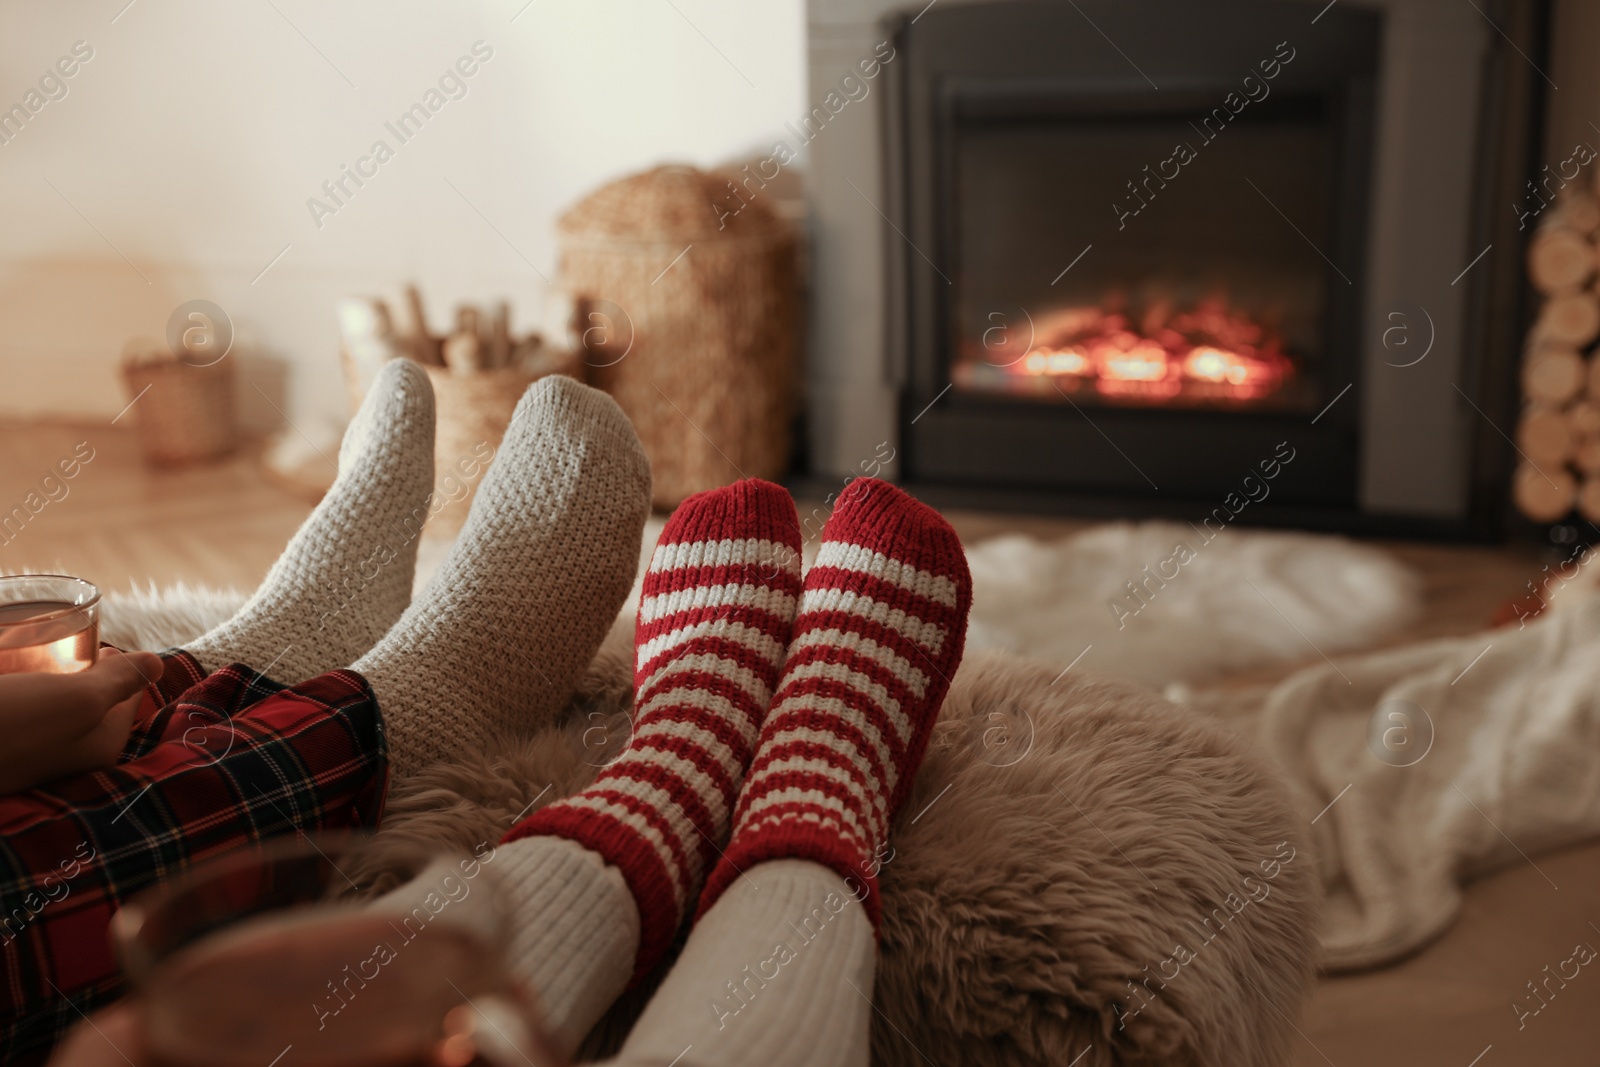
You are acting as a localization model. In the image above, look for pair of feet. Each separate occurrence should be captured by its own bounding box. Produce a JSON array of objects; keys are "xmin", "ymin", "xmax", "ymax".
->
[
  {"xmin": 511, "ymin": 474, "xmax": 972, "ymax": 976},
  {"xmin": 186, "ymin": 359, "xmax": 652, "ymax": 778},
  {"xmin": 187, "ymin": 358, "xmax": 972, "ymax": 974}
]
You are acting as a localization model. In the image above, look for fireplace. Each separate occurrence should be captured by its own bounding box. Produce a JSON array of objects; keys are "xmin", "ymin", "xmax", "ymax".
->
[
  {"xmin": 802, "ymin": 0, "xmax": 1546, "ymax": 537},
  {"xmin": 946, "ymin": 79, "xmax": 1361, "ymax": 417}
]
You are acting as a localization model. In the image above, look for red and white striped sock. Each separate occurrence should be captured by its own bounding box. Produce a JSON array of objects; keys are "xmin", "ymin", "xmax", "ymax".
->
[
  {"xmin": 504, "ymin": 478, "xmax": 802, "ymax": 978},
  {"xmin": 697, "ymin": 477, "xmax": 971, "ymax": 926}
]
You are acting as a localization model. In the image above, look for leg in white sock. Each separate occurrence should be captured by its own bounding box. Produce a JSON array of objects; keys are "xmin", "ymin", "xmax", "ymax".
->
[
  {"xmin": 366, "ymin": 857, "xmax": 874, "ymax": 1067},
  {"xmin": 370, "ymin": 837, "xmax": 641, "ymax": 1060},
  {"xmin": 354, "ymin": 375, "xmax": 651, "ymax": 779},
  {"xmin": 494, "ymin": 837, "xmax": 641, "ymax": 1056},
  {"xmin": 187, "ymin": 359, "xmax": 435, "ymax": 683},
  {"xmin": 606, "ymin": 859, "xmax": 874, "ymax": 1067}
]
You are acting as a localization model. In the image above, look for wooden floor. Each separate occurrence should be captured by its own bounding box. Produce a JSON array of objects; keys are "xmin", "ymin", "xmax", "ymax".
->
[
  {"xmin": 2, "ymin": 420, "xmax": 1595, "ymax": 1066},
  {"xmin": 0, "ymin": 421, "xmax": 313, "ymax": 593}
]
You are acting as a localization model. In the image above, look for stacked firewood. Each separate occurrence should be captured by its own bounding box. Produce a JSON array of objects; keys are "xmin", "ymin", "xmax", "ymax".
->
[{"xmin": 1518, "ymin": 193, "xmax": 1600, "ymax": 522}]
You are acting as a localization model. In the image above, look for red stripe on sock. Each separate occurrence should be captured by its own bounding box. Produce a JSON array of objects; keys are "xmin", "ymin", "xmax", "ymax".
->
[
  {"xmin": 634, "ymin": 599, "xmax": 798, "ymax": 650},
  {"xmin": 768, "ymin": 673, "xmax": 912, "ymax": 766},
  {"xmin": 802, "ymin": 566, "xmax": 962, "ymax": 624},
  {"xmin": 646, "ymin": 561, "xmax": 803, "ymax": 598},
  {"xmin": 635, "ymin": 637, "xmax": 786, "ymax": 697},
  {"xmin": 633, "ymin": 666, "xmax": 770, "ymax": 733}
]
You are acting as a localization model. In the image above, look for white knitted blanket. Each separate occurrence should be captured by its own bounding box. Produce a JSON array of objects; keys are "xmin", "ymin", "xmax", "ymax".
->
[
  {"xmin": 1209, "ymin": 589, "xmax": 1600, "ymax": 970},
  {"xmin": 961, "ymin": 522, "xmax": 1420, "ymax": 688}
]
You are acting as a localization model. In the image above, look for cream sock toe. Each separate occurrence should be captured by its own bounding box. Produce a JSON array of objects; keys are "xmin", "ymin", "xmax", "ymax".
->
[
  {"xmin": 355, "ymin": 375, "xmax": 652, "ymax": 779},
  {"xmin": 185, "ymin": 359, "xmax": 435, "ymax": 683}
]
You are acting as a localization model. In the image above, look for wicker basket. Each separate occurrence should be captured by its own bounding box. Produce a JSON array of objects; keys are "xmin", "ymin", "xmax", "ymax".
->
[
  {"xmin": 559, "ymin": 165, "xmax": 800, "ymax": 508},
  {"xmin": 341, "ymin": 353, "xmax": 583, "ymax": 540},
  {"xmin": 119, "ymin": 344, "xmax": 238, "ymax": 466}
]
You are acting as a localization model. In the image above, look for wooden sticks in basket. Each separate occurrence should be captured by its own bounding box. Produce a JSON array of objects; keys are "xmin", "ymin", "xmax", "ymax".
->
[{"xmin": 337, "ymin": 285, "xmax": 554, "ymax": 391}]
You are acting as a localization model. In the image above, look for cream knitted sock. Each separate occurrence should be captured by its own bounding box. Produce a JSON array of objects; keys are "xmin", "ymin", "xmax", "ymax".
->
[
  {"xmin": 354, "ymin": 375, "xmax": 651, "ymax": 779},
  {"xmin": 376, "ymin": 852, "xmax": 874, "ymax": 1067},
  {"xmin": 605, "ymin": 859, "xmax": 874, "ymax": 1067},
  {"xmin": 186, "ymin": 359, "xmax": 435, "ymax": 684},
  {"xmin": 495, "ymin": 837, "xmax": 641, "ymax": 1056},
  {"xmin": 368, "ymin": 837, "xmax": 640, "ymax": 1060}
]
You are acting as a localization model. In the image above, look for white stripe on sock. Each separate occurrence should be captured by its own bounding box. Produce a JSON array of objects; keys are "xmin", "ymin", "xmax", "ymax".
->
[
  {"xmin": 785, "ymin": 628, "xmax": 930, "ymax": 699},
  {"xmin": 762, "ymin": 698, "xmax": 898, "ymax": 792},
  {"xmin": 813, "ymin": 540, "xmax": 959, "ymax": 607},
  {"xmin": 636, "ymin": 650, "xmax": 776, "ymax": 711},
  {"xmin": 794, "ymin": 588, "xmax": 946, "ymax": 654},
  {"xmin": 607, "ymin": 744, "xmax": 735, "ymax": 833},
  {"xmin": 637, "ymin": 684, "xmax": 763, "ymax": 745},
  {"xmin": 752, "ymin": 724, "xmax": 890, "ymax": 830},
  {"xmin": 627, "ymin": 711, "xmax": 750, "ymax": 784},
  {"xmin": 636, "ymin": 619, "xmax": 787, "ymax": 678},
  {"xmin": 740, "ymin": 787, "xmax": 874, "ymax": 853},
  {"xmin": 751, "ymin": 754, "xmax": 887, "ymax": 842},
  {"xmin": 775, "ymin": 659, "xmax": 913, "ymax": 749},
  {"xmin": 649, "ymin": 538, "xmax": 796, "ymax": 574},
  {"xmin": 639, "ymin": 583, "xmax": 798, "ymax": 624}
]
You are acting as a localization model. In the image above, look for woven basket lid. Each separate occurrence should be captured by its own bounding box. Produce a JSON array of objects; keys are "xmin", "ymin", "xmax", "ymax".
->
[{"xmin": 559, "ymin": 164, "xmax": 788, "ymax": 244}]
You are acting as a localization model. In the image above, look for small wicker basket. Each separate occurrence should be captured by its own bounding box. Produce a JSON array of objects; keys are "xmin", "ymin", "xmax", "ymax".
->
[
  {"xmin": 119, "ymin": 342, "xmax": 238, "ymax": 466},
  {"xmin": 559, "ymin": 165, "xmax": 801, "ymax": 508}
]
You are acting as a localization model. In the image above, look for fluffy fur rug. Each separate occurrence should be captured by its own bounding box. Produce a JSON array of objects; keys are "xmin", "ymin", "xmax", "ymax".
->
[{"xmin": 101, "ymin": 587, "xmax": 1318, "ymax": 1067}]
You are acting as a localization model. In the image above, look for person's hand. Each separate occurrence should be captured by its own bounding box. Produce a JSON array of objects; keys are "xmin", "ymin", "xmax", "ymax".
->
[{"xmin": 0, "ymin": 649, "xmax": 163, "ymax": 793}]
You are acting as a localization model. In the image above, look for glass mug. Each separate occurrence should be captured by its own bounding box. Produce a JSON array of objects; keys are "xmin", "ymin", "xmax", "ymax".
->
[
  {"xmin": 112, "ymin": 836, "xmax": 564, "ymax": 1067},
  {"xmin": 0, "ymin": 574, "xmax": 100, "ymax": 674}
]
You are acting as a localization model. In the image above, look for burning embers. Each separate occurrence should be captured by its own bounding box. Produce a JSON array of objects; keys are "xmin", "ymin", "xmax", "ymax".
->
[{"xmin": 958, "ymin": 297, "xmax": 1294, "ymax": 405}]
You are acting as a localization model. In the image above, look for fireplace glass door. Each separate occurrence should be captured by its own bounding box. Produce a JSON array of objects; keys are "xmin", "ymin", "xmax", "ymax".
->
[{"xmin": 949, "ymin": 93, "xmax": 1338, "ymax": 414}]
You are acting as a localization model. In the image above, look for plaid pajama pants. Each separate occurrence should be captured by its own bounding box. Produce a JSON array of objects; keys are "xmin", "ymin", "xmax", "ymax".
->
[{"xmin": 0, "ymin": 651, "xmax": 389, "ymax": 1064}]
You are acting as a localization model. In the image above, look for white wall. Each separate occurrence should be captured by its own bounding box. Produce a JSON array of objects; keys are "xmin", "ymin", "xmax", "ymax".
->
[{"xmin": 0, "ymin": 0, "xmax": 805, "ymax": 428}]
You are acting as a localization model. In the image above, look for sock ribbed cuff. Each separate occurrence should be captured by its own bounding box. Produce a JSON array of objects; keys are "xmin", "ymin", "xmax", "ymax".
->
[
  {"xmin": 491, "ymin": 836, "xmax": 639, "ymax": 1056},
  {"xmin": 502, "ymin": 800, "xmax": 681, "ymax": 984}
]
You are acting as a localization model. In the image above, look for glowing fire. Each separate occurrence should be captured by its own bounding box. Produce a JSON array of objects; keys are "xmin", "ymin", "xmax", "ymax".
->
[{"xmin": 969, "ymin": 297, "xmax": 1292, "ymax": 403}]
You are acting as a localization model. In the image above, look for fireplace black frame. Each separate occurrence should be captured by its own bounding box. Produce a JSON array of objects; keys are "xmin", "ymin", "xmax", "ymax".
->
[{"xmin": 876, "ymin": 0, "xmax": 1549, "ymax": 538}]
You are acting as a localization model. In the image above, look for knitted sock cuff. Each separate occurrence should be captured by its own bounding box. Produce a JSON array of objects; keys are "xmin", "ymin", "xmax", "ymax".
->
[
  {"xmin": 698, "ymin": 823, "xmax": 883, "ymax": 930},
  {"xmin": 503, "ymin": 805, "xmax": 682, "ymax": 985}
]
